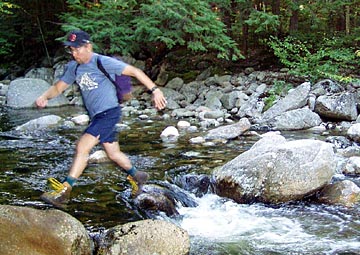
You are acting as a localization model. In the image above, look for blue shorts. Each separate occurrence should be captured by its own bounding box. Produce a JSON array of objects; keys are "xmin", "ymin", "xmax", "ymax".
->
[{"xmin": 84, "ymin": 106, "xmax": 121, "ymax": 144}]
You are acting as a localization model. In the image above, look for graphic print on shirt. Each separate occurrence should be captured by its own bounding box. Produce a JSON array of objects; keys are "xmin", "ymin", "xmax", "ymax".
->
[{"xmin": 77, "ymin": 73, "xmax": 98, "ymax": 91}]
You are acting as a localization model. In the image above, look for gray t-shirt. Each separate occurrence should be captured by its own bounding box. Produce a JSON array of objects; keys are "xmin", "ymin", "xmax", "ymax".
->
[{"xmin": 60, "ymin": 53, "xmax": 128, "ymax": 118}]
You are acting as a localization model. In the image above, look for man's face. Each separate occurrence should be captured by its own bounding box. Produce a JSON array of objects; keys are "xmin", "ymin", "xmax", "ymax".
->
[{"xmin": 65, "ymin": 44, "xmax": 92, "ymax": 64}]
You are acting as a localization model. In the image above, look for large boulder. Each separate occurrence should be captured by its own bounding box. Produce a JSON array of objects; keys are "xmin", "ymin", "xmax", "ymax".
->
[
  {"xmin": 97, "ymin": 219, "xmax": 190, "ymax": 255},
  {"xmin": 259, "ymin": 82, "xmax": 311, "ymax": 123},
  {"xmin": 267, "ymin": 107, "xmax": 322, "ymax": 130},
  {"xmin": 0, "ymin": 205, "xmax": 92, "ymax": 255},
  {"xmin": 314, "ymin": 92, "xmax": 358, "ymax": 121},
  {"xmin": 7, "ymin": 78, "xmax": 69, "ymax": 108},
  {"xmin": 213, "ymin": 133, "xmax": 336, "ymax": 203}
]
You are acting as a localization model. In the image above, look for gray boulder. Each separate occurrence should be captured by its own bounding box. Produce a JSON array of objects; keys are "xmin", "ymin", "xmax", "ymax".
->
[
  {"xmin": 268, "ymin": 107, "xmax": 322, "ymax": 130},
  {"xmin": 260, "ymin": 82, "xmax": 311, "ymax": 123},
  {"xmin": 213, "ymin": 133, "xmax": 336, "ymax": 203},
  {"xmin": 315, "ymin": 92, "xmax": 358, "ymax": 121},
  {"xmin": 7, "ymin": 78, "xmax": 69, "ymax": 108}
]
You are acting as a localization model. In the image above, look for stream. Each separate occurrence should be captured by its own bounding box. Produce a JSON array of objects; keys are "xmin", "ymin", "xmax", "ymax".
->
[{"xmin": 0, "ymin": 105, "xmax": 359, "ymax": 255}]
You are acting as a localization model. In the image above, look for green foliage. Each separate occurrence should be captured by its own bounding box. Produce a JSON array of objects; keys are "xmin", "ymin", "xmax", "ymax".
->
[
  {"xmin": 263, "ymin": 80, "xmax": 293, "ymax": 111},
  {"xmin": 267, "ymin": 36, "xmax": 358, "ymax": 83},
  {"xmin": 0, "ymin": 2, "xmax": 19, "ymax": 62},
  {"xmin": 245, "ymin": 10, "xmax": 280, "ymax": 35},
  {"xmin": 60, "ymin": 0, "xmax": 242, "ymax": 61}
]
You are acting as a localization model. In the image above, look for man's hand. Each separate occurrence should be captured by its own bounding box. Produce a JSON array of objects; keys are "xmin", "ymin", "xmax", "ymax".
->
[
  {"xmin": 152, "ymin": 89, "xmax": 167, "ymax": 110},
  {"xmin": 35, "ymin": 95, "xmax": 48, "ymax": 108}
]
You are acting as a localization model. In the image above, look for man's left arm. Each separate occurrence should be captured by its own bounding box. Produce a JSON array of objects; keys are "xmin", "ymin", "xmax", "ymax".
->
[{"xmin": 122, "ymin": 65, "xmax": 167, "ymax": 110}]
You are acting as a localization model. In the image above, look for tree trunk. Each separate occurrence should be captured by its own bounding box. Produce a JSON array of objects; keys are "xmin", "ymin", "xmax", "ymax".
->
[{"xmin": 289, "ymin": 0, "xmax": 299, "ymax": 33}]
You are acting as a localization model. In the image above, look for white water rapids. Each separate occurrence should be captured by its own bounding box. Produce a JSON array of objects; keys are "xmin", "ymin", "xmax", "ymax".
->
[{"xmin": 173, "ymin": 194, "xmax": 360, "ymax": 255}]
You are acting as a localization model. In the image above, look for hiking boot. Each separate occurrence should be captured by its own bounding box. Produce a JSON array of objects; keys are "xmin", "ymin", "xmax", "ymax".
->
[
  {"xmin": 127, "ymin": 171, "xmax": 149, "ymax": 197},
  {"xmin": 40, "ymin": 178, "xmax": 72, "ymax": 208}
]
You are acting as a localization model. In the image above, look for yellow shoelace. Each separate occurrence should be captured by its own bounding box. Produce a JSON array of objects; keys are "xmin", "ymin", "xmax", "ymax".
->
[
  {"xmin": 127, "ymin": 175, "xmax": 139, "ymax": 197},
  {"xmin": 47, "ymin": 177, "xmax": 65, "ymax": 193}
]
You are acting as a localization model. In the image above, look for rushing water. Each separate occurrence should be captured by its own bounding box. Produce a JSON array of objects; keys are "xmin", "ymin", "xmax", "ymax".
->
[{"xmin": 0, "ymin": 105, "xmax": 359, "ymax": 255}]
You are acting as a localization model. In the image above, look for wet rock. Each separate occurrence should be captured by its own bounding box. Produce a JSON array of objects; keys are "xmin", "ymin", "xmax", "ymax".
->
[
  {"xmin": 0, "ymin": 205, "xmax": 92, "ymax": 255},
  {"xmin": 134, "ymin": 182, "xmax": 197, "ymax": 217},
  {"xmin": 15, "ymin": 114, "xmax": 62, "ymax": 131},
  {"xmin": 97, "ymin": 219, "xmax": 189, "ymax": 255},
  {"xmin": 213, "ymin": 133, "xmax": 336, "ymax": 204},
  {"xmin": 174, "ymin": 173, "xmax": 213, "ymax": 197},
  {"xmin": 317, "ymin": 180, "xmax": 360, "ymax": 207}
]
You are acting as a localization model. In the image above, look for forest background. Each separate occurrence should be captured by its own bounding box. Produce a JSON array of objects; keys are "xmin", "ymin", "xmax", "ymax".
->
[{"xmin": 0, "ymin": 0, "xmax": 359, "ymax": 84}]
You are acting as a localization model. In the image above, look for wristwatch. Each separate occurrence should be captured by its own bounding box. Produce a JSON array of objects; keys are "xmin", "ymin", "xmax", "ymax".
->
[{"xmin": 150, "ymin": 86, "xmax": 158, "ymax": 93}]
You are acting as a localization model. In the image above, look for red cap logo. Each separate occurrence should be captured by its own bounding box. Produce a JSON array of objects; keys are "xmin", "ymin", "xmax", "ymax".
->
[{"xmin": 69, "ymin": 34, "xmax": 77, "ymax": 42}]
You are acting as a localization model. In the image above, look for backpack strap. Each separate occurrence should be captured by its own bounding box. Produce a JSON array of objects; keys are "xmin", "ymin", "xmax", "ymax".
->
[
  {"xmin": 75, "ymin": 63, "xmax": 80, "ymax": 76},
  {"xmin": 96, "ymin": 56, "xmax": 117, "ymax": 87}
]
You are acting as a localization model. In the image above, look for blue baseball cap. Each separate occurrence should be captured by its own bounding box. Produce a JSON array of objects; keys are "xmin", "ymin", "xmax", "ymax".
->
[{"xmin": 64, "ymin": 30, "xmax": 90, "ymax": 48}]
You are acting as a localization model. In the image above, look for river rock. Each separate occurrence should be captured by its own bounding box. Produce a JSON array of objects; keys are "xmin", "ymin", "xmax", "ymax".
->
[
  {"xmin": 71, "ymin": 114, "xmax": 89, "ymax": 125},
  {"xmin": 314, "ymin": 92, "xmax": 358, "ymax": 121},
  {"xmin": 7, "ymin": 78, "xmax": 69, "ymax": 108},
  {"xmin": 343, "ymin": 156, "xmax": 360, "ymax": 175},
  {"xmin": 317, "ymin": 180, "xmax": 360, "ymax": 207},
  {"xmin": 15, "ymin": 114, "xmax": 62, "ymax": 131},
  {"xmin": 347, "ymin": 123, "xmax": 360, "ymax": 142},
  {"xmin": 267, "ymin": 107, "xmax": 322, "ymax": 130},
  {"xmin": 205, "ymin": 117, "xmax": 251, "ymax": 140},
  {"xmin": 160, "ymin": 126, "xmax": 179, "ymax": 140},
  {"xmin": 89, "ymin": 150, "xmax": 110, "ymax": 163},
  {"xmin": 134, "ymin": 184, "xmax": 179, "ymax": 217},
  {"xmin": 97, "ymin": 219, "xmax": 190, "ymax": 255},
  {"xmin": 213, "ymin": 133, "xmax": 336, "ymax": 203},
  {"xmin": 259, "ymin": 82, "xmax": 311, "ymax": 123},
  {"xmin": 0, "ymin": 205, "xmax": 92, "ymax": 255}
]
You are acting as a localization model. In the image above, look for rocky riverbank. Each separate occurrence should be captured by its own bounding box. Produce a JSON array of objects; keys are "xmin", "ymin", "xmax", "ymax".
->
[{"xmin": 1, "ymin": 60, "xmax": 360, "ymax": 254}]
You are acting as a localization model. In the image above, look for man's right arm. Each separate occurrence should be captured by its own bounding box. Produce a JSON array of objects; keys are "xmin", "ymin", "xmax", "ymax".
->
[{"xmin": 36, "ymin": 80, "xmax": 69, "ymax": 108}]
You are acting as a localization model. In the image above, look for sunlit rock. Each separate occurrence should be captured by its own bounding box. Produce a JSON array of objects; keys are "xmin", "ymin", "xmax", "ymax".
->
[
  {"xmin": 160, "ymin": 126, "xmax": 179, "ymax": 142},
  {"xmin": 205, "ymin": 117, "xmax": 251, "ymax": 140},
  {"xmin": 177, "ymin": 120, "xmax": 191, "ymax": 129},
  {"xmin": 88, "ymin": 150, "xmax": 110, "ymax": 163},
  {"xmin": 0, "ymin": 205, "xmax": 92, "ymax": 255},
  {"xmin": 317, "ymin": 180, "xmax": 360, "ymax": 207},
  {"xmin": 213, "ymin": 134, "xmax": 336, "ymax": 204},
  {"xmin": 71, "ymin": 114, "xmax": 89, "ymax": 125},
  {"xmin": 15, "ymin": 114, "xmax": 62, "ymax": 131},
  {"xmin": 97, "ymin": 219, "xmax": 189, "ymax": 255},
  {"xmin": 347, "ymin": 123, "xmax": 360, "ymax": 142}
]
